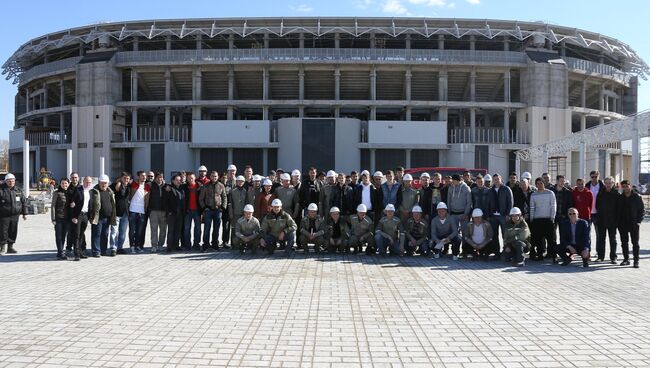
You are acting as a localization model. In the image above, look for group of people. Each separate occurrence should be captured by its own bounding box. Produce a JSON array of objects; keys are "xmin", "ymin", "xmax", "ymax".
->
[{"xmin": 0, "ymin": 165, "xmax": 644, "ymax": 269}]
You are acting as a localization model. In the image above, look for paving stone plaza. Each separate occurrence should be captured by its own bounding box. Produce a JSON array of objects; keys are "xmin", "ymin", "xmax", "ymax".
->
[{"xmin": 0, "ymin": 213, "xmax": 649, "ymax": 367}]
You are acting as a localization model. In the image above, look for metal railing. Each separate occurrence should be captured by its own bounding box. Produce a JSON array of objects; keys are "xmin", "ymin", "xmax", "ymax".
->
[
  {"xmin": 563, "ymin": 57, "xmax": 631, "ymax": 85},
  {"xmin": 19, "ymin": 56, "xmax": 82, "ymax": 84},
  {"xmin": 119, "ymin": 126, "xmax": 191, "ymax": 142},
  {"xmin": 115, "ymin": 48, "xmax": 529, "ymax": 65},
  {"xmin": 448, "ymin": 127, "xmax": 529, "ymax": 144},
  {"xmin": 25, "ymin": 132, "xmax": 71, "ymax": 146}
]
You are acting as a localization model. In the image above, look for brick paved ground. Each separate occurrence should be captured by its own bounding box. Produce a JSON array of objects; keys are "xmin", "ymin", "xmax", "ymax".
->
[{"xmin": 0, "ymin": 213, "xmax": 649, "ymax": 367}]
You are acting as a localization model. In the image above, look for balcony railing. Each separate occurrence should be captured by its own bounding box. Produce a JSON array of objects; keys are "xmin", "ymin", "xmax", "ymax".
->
[
  {"xmin": 114, "ymin": 126, "xmax": 191, "ymax": 142},
  {"xmin": 448, "ymin": 127, "xmax": 529, "ymax": 144},
  {"xmin": 563, "ymin": 57, "xmax": 631, "ymax": 85},
  {"xmin": 25, "ymin": 131, "xmax": 71, "ymax": 146},
  {"xmin": 19, "ymin": 56, "xmax": 83, "ymax": 85},
  {"xmin": 115, "ymin": 48, "xmax": 529, "ymax": 65}
]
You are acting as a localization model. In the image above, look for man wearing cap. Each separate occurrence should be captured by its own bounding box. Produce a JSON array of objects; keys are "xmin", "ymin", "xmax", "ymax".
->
[
  {"xmin": 299, "ymin": 203, "xmax": 326, "ymax": 253},
  {"xmin": 199, "ymin": 171, "xmax": 228, "ymax": 252},
  {"xmin": 375, "ymin": 204, "xmax": 402, "ymax": 256},
  {"xmin": 402, "ymin": 205, "xmax": 430, "ymax": 256},
  {"xmin": 398, "ymin": 174, "xmax": 419, "ymax": 226},
  {"xmin": 488, "ymin": 174, "xmax": 513, "ymax": 257},
  {"xmin": 319, "ymin": 171, "xmax": 337, "ymax": 218},
  {"xmin": 274, "ymin": 173, "xmax": 301, "ymax": 221},
  {"xmin": 558, "ymin": 207, "xmax": 590, "ymax": 268},
  {"xmin": 503, "ymin": 207, "xmax": 530, "ymax": 267},
  {"xmin": 260, "ymin": 199, "xmax": 298, "ymax": 255},
  {"xmin": 165, "ymin": 174, "xmax": 185, "ymax": 252},
  {"xmin": 325, "ymin": 207, "xmax": 349, "ymax": 253},
  {"xmin": 0, "ymin": 173, "xmax": 27, "ymax": 255},
  {"xmin": 471, "ymin": 175, "xmax": 491, "ymax": 219},
  {"xmin": 197, "ymin": 165, "xmax": 210, "ymax": 186},
  {"xmin": 233, "ymin": 204, "xmax": 261, "ymax": 255},
  {"xmin": 430, "ymin": 202, "xmax": 461, "ymax": 259},
  {"xmin": 299, "ymin": 167, "xmax": 322, "ymax": 217},
  {"xmin": 88, "ymin": 175, "xmax": 116, "ymax": 257},
  {"xmin": 418, "ymin": 173, "xmax": 433, "ymax": 222},
  {"xmin": 229, "ymin": 176, "xmax": 251, "ymax": 238},
  {"xmin": 128, "ymin": 171, "xmax": 151, "ymax": 253},
  {"xmin": 354, "ymin": 171, "xmax": 381, "ymax": 224},
  {"xmin": 462, "ymin": 209, "xmax": 493, "ymax": 260},
  {"xmin": 221, "ymin": 164, "xmax": 238, "ymax": 248},
  {"xmin": 348, "ymin": 204, "xmax": 375, "ymax": 255},
  {"xmin": 446, "ymin": 174, "xmax": 472, "ymax": 234}
]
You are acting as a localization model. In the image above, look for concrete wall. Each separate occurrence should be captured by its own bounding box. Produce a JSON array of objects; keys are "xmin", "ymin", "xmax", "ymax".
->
[
  {"xmin": 445, "ymin": 144, "xmax": 475, "ymax": 168},
  {"xmin": 193, "ymin": 120, "xmax": 270, "ymax": 144},
  {"xmin": 277, "ymin": 118, "xmax": 302, "ymax": 171},
  {"xmin": 165, "ymin": 143, "xmax": 194, "ymax": 178},
  {"xmin": 46, "ymin": 149, "xmax": 67, "ymax": 181},
  {"xmin": 488, "ymin": 146, "xmax": 510, "ymax": 176},
  {"xmin": 335, "ymin": 118, "xmax": 360, "ymax": 173},
  {"xmin": 72, "ymin": 105, "xmax": 113, "ymax": 177},
  {"xmin": 521, "ymin": 60, "xmax": 568, "ymax": 109},
  {"xmin": 368, "ymin": 120, "xmax": 447, "ymax": 145}
]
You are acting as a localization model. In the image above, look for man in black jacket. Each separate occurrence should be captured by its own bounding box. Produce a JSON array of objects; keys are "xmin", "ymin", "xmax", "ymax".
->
[
  {"xmin": 354, "ymin": 171, "xmax": 382, "ymax": 223},
  {"xmin": 418, "ymin": 173, "xmax": 433, "ymax": 222},
  {"xmin": 165, "ymin": 174, "xmax": 186, "ymax": 252},
  {"xmin": 488, "ymin": 174, "xmax": 513, "ymax": 256},
  {"xmin": 330, "ymin": 173, "xmax": 355, "ymax": 224},
  {"xmin": 148, "ymin": 172, "xmax": 167, "ymax": 253},
  {"xmin": 551, "ymin": 175, "xmax": 573, "ymax": 232},
  {"xmin": 594, "ymin": 177, "xmax": 620, "ymax": 263},
  {"xmin": 65, "ymin": 172, "xmax": 82, "ymax": 255},
  {"xmin": 109, "ymin": 172, "xmax": 131, "ymax": 255},
  {"xmin": 299, "ymin": 167, "xmax": 322, "ymax": 217},
  {"xmin": 618, "ymin": 180, "xmax": 644, "ymax": 268},
  {"xmin": 0, "ymin": 173, "xmax": 27, "ymax": 255}
]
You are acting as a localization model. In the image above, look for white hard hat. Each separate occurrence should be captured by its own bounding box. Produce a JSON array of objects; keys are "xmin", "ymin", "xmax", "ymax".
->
[
  {"xmin": 227, "ymin": 164, "xmax": 237, "ymax": 171},
  {"xmin": 243, "ymin": 204, "xmax": 254, "ymax": 213},
  {"xmin": 307, "ymin": 203, "xmax": 318, "ymax": 211},
  {"xmin": 326, "ymin": 170, "xmax": 336, "ymax": 178},
  {"xmin": 436, "ymin": 202, "xmax": 448, "ymax": 210},
  {"xmin": 330, "ymin": 206, "xmax": 340, "ymax": 213},
  {"xmin": 510, "ymin": 207, "xmax": 522, "ymax": 216},
  {"xmin": 262, "ymin": 179, "xmax": 272, "ymax": 186},
  {"xmin": 483, "ymin": 174, "xmax": 492, "ymax": 181},
  {"xmin": 472, "ymin": 208, "xmax": 484, "ymax": 218},
  {"xmin": 99, "ymin": 174, "xmax": 110, "ymax": 183},
  {"xmin": 420, "ymin": 172, "xmax": 430, "ymax": 179},
  {"xmin": 271, "ymin": 199, "xmax": 282, "ymax": 207},
  {"xmin": 236, "ymin": 175, "xmax": 245, "ymax": 181},
  {"xmin": 412, "ymin": 205, "xmax": 423, "ymax": 213},
  {"xmin": 280, "ymin": 173, "xmax": 290, "ymax": 181},
  {"xmin": 4, "ymin": 173, "xmax": 15, "ymax": 180},
  {"xmin": 198, "ymin": 165, "xmax": 207, "ymax": 172},
  {"xmin": 373, "ymin": 171, "xmax": 383, "ymax": 177},
  {"xmin": 253, "ymin": 175, "xmax": 262, "ymax": 181},
  {"xmin": 291, "ymin": 169, "xmax": 301, "ymax": 177},
  {"xmin": 356, "ymin": 204, "xmax": 367, "ymax": 213},
  {"xmin": 360, "ymin": 170, "xmax": 370, "ymax": 178},
  {"xmin": 384, "ymin": 204, "xmax": 396, "ymax": 212},
  {"xmin": 403, "ymin": 174, "xmax": 413, "ymax": 181},
  {"xmin": 521, "ymin": 172, "xmax": 532, "ymax": 180}
]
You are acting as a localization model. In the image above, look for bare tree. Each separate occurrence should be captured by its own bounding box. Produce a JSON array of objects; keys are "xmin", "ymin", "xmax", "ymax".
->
[{"xmin": 0, "ymin": 139, "xmax": 8, "ymax": 172}]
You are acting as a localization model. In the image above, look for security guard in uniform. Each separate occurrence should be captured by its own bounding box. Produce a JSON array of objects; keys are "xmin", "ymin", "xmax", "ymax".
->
[
  {"xmin": 402, "ymin": 205, "xmax": 430, "ymax": 256},
  {"xmin": 298, "ymin": 203, "xmax": 326, "ymax": 253},
  {"xmin": 375, "ymin": 204, "xmax": 402, "ymax": 256},
  {"xmin": 233, "ymin": 204, "xmax": 261, "ymax": 254},
  {"xmin": 0, "ymin": 173, "xmax": 27, "ymax": 255},
  {"xmin": 348, "ymin": 204, "xmax": 375, "ymax": 255}
]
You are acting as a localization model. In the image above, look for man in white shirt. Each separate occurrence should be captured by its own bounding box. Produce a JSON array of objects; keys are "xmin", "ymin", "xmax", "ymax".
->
[{"xmin": 128, "ymin": 171, "xmax": 150, "ymax": 253}]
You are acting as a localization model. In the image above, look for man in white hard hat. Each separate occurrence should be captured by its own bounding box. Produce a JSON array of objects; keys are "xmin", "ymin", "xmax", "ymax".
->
[
  {"xmin": 375, "ymin": 204, "xmax": 402, "ymax": 256},
  {"xmin": 299, "ymin": 203, "xmax": 326, "ymax": 254},
  {"xmin": 348, "ymin": 204, "xmax": 375, "ymax": 254},
  {"xmin": 430, "ymin": 202, "xmax": 461, "ymax": 260},
  {"xmin": 290, "ymin": 169, "xmax": 301, "ymax": 190},
  {"xmin": 325, "ymin": 207, "xmax": 349, "ymax": 253},
  {"xmin": 354, "ymin": 171, "xmax": 380, "ymax": 223},
  {"xmin": 398, "ymin": 174, "xmax": 419, "ymax": 226},
  {"xmin": 260, "ymin": 198, "xmax": 297, "ymax": 255},
  {"xmin": 88, "ymin": 175, "xmax": 116, "ymax": 257},
  {"xmin": 503, "ymin": 207, "xmax": 530, "ymax": 267},
  {"xmin": 199, "ymin": 170, "xmax": 228, "ymax": 252},
  {"xmin": 299, "ymin": 167, "xmax": 321, "ymax": 217},
  {"xmin": 197, "ymin": 165, "xmax": 210, "ymax": 186},
  {"xmin": 318, "ymin": 170, "xmax": 337, "ymax": 218},
  {"xmin": 0, "ymin": 173, "xmax": 27, "ymax": 255},
  {"xmin": 221, "ymin": 164, "xmax": 238, "ymax": 248},
  {"xmin": 274, "ymin": 173, "xmax": 301, "ymax": 221},
  {"xmin": 233, "ymin": 204, "xmax": 261, "ymax": 255},
  {"xmin": 228, "ymin": 175, "xmax": 251, "ymax": 235},
  {"xmin": 483, "ymin": 174, "xmax": 492, "ymax": 188},
  {"xmin": 462, "ymin": 208, "xmax": 493, "ymax": 260},
  {"xmin": 402, "ymin": 205, "xmax": 430, "ymax": 256}
]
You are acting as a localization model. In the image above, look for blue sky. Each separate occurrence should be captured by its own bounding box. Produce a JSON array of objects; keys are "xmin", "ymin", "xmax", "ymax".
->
[{"xmin": 1, "ymin": 0, "xmax": 648, "ymax": 139}]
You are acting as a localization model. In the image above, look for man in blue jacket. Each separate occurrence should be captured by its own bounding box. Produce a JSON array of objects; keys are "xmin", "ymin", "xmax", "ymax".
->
[{"xmin": 558, "ymin": 207, "xmax": 591, "ymax": 267}]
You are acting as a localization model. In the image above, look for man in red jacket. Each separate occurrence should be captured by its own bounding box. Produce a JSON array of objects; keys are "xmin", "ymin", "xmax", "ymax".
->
[{"xmin": 571, "ymin": 178, "xmax": 593, "ymax": 223}]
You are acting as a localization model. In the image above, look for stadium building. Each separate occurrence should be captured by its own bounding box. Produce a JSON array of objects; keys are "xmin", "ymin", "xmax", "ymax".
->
[{"xmin": 3, "ymin": 17, "xmax": 647, "ymax": 182}]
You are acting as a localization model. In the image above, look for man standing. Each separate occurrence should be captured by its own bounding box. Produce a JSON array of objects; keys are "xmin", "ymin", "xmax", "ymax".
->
[
  {"xmin": 260, "ymin": 199, "xmax": 297, "ymax": 256},
  {"xmin": 199, "ymin": 171, "xmax": 227, "ymax": 252},
  {"xmin": 398, "ymin": 174, "xmax": 419, "ymax": 225},
  {"xmin": 471, "ymin": 174, "xmax": 491, "ymax": 217},
  {"xmin": 330, "ymin": 172, "xmax": 355, "ymax": 225},
  {"xmin": 551, "ymin": 175, "xmax": 573, "ymax": 232},
  {"xmin": 418, "ymin": 173, "xmax": 433, "ymax": 222},
  {"xmin": 586, "ymin": 170, "xmax": 605, "ymax": 239},
  {"xmin": 354, "ymin": 171, "xmax": 381, "ymax": 223},
  {"xmin": 65, "ymin": 172, "xmax": 82, "ymax": 256},
  {"xmin": 430, "ymin": 173, "xmax": 445, "ymax": 212},
  {"xmin": 381, "ymin": 170, "xmax": 401, "ymax": 209},
  {"xmin": 88, "ymin": 175, "xmax": 116, "ymax": 257},
  {"xmin": 572, "ymin": 179, "xmax": 593, "ymax": 223},
  {"xmin": 73, "ymin": 176, "xmax": 94, "ymax": 260},
  {"xmin": 109, "ymin": 172, "xmax": 131, "ymax": 255},
  {"xmin": 182, "ymin": 172, "xmax": 202, "ymax": 251},
  {"xmin": 229, "ymin": 176, "xmax": 250, "ymax": 239},
  {"xmin": 233, "ymin": 204, "xmax": 261, "ymax": 254},
  {"xmin": 196, "ymin": 165, "xmax": 210, "ymax": 186},
  {"xmin": 165, "ymin": 174, "xmax": 185, "ymax": 252},
  {"xmin": 488, "ymin": 174, "xmax": 513, "ymax": 256},
  {"xmin": 529, "ymin": 177, "xmax": 557, "ymax": 261},
  {"xmin": 594, "ymin": 176, "xmax": 620, "ymax": 263},
  {"xmin": 558, "ymin": 208, "xmax": 591, "ymax": 268},
  {"xmin": 299, "ymin": 167, "xmax": 322, "ymax": 217},
  {"xmin": 273, "ymin": 173, "xmax": 301, "ymax": 221},
  {"xmin": 128, "ymin": 171, "xmax": 150, "ymax": 253},
  {"xmin": 0, "ymin": 173, "xmax": 27, "ymax": 255},
  {"xmin": 148, "ymin": 172, "xmax": 167, "ymax": 253},
  {"xmin": 221, "ymin": 164, "xmax": 238, "ymax": 248},
  {"xmin": 446, "ymin": 174, "xmax": 472, "ymax": 234},
  {"xmin": 319, "ymin": 171, "xmax": 336, "ymax": 218},
  {"xmin": 618, "ymin": 180, "xmax": 644, "ymax": 268}
]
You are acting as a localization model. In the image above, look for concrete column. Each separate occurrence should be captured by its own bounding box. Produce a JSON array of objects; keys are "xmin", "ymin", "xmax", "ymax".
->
[
  {"xmin": 227, "ymin": 148, "xmax": 234, "ymax": 165},
  {"xmin": 263, "ymin": 106, "xmax": 269, "ymax": 120},
  {"xmin": 227, "ymin": 107, "xmax": 234, "ymax": 120},
  {"xmin": 632, "ymin": 119, "xmax": 640, "ymax": 184},
  {"xmin": 439, "ymin": 107, "xmax": 448, "ymax": 121},
  {"xmin": 23, "ymin": 140, "xmax": 29, "ymax": 198},
  {"xmin": 543, "ymin": 150, "xmax": 549, "ymax": 173},
  {"xmin": 580, "ymin": 114, "xmax": 586, "ymax": 131},
  {"xmin": 515, "ymin": 155, "xmax": 521, "ymax": 178},
  {"xmin": 370, "ymin": 66, "xmax": 376, "ymax": 101},
  {"xmin": 263, "ymin": 33, "xmax": 269, "ymax": 49},
  {"xmin": 405, "ymin": 34, "xmax": 411, "ymax": 49},
  {"xmin": 560, "ymin": 41, "xmax": 566, "ymax": 57},
  {"xmin": 334, "ymin": 33, "xmax": 340, "ymax": 48},
  {"xmin": 131, "ymin": 69, "xmax": 138, "ymax": 101},
  {"xmin": 504, "ymin": 109, "xmax": 510, "ymax": 143},
  {"xmin": 504, "ymin": 69, "xmax": 511, "ymax": 103},
  {"xmin": 166, "ymin": 36, "xmax": 172, "ymax": 50},
  {"xmin": 132, "ymin": 37, "xmax": 138, "ymax": 51},
  {"xmin": 370, "ymin": 149, "xmax": 376, "ymax": 173},
  {"xmin": 298, "ymin": 106, "xmax": 305, "ymax": 118},
  {"xmin": 334, "ymin": 67, "xmax": 341, "ymax": 101},
  {"xmin": 405, "ymin": 149, "xmax": 412, "ymax": 169},
  {"xmin": 469, "ymin": 35, "xmax": 475, "ymax": 50},
  {"xmin": 599, "ymin": 84, "xmax": 605, "ymax": 111},
  {"xmin": 25, "ymin": 88, "xmax": 30, "ymax": 113},
  {"xmin": 599, "ymin": 117, "xmax": 605, "ymax": 126},
  {"xmin": 405, "ymin": 68, "xmax": 412, "ymax": 101},
  {"xmin": 262, "ymin": 148, "xmax": 269, "ymax": 175},
  {"xmin": 370, "ymin": 33, "xmax": 375, "ymax": 49},
  {"xmin": 43, "ymin": 114, "xmax": 49, "ymax": 128},
  {"xmin": 439, "ymin": 69, "xmax": 448, "ymax": 101},
  {"xmin": 299, "ymin": 33, "xmax": 304, "ymax": 49},
  {"xmin": 99, "ymin": 156, "xmax": 105, "ymax": 178},
  {"xmin": 59, "ymin": 112, "xmax": 65, "ymax": 141},
  {"xmin": 604, "ymin": 95, "xmax": 609, "ymax": 112},
  {"xmin": 262, "ymin": 66, "xmax": 269, "ymax": 100},
  {"xmin": 578, "ymin": 141, "xmax": 586, "ymax": 181},
  {"xmin": 334, "ymin": 107, "xmax": 340, "ymax": 118},
  {"xmin": 43, "ymin": 82, "xmax": 48, "ymax": 109},
  {"xmin": 79, "ymin": 41, "xmax": 86, "ymax": 56},
  {"xmin": 470, "ymin": 108, "xmax": 476, "ymax": 143},
  {"xmin": 228, "ymin": 66, "xmax": 235, "ymax": 100},
  {"xmin": 298, "ymin": 65, "xmax": 305, "ymax": 100},
  {"xmin": 165, "ymin": 69, "xmax": 171, "ymax": 101},
  {"xmin": 67, "ymin": 149, "xmax": 73, "ymax": 176},
  {"xmin": 60, "ymin": 78, "xmax": 65, "ymax": 107},
  {"xmin": 405, "ymin": 107, "xmax": 412, "ymax": 121},
  {"xmin": 437, "ymin": 35, "xmax": 444, "ymax": 50},
  {"xmin": 196, "ymin": 34, "xmax": 202, "ymax": 50},
  {"xmin": 193, "ymin": 68, "xmax": 202, "ymax": 101},
  {"xmin": 581, "ymin": 80, "xmax": 587, "ymax": 108},
  {"xmin": 619, "ymin": 148, "xmax": 624, "ymax": 181},
  {"xmin": 192, "ymin": 106, "xmax": 201, "ymax": 120},
  {"xmin": 164, "ymin": 107, "xmax": 171, "ymax": 140},
  {"xmin": 503, "ymin": 36, "xmax": 509, "ymax": 51},
  {"xmin": 469, "ymin": 68, "xmax": 476, "ymax": 101},
  {"xmin": 228, "ymin": 34, "xmax": 234, "ymax": 49},
  {"xmin": 370, "ymin": 106, "xmax": 376, "ymax": 121},
  {"xmin": 132, "ymin": 108, "xmax": 138, "ymax": 141}
]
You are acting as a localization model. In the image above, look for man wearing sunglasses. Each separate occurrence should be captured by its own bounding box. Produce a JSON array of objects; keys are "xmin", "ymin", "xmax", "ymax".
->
[{"xmin": 558, "ymin": 207, "xmax": 591, "ymax": 268}]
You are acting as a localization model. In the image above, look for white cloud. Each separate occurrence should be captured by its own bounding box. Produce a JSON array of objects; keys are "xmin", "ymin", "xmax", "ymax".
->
[
  {"xmin": 466, "ymin": 0, "xmax": 480, "ymax": 4},
  {"xmin": 289, "ymin": 4, "xmax": 314, "ymax": 12},
  {"xmin": 383, "ymin": 0, "xmax": 411, "ymax": 15},
  {"xmin": 353, "ymin": 0, "xmax": 374, "ymax": 9},
  {"xmin": 447, "ymin": 2, "xmax": 456, "ymax": 8},
  {"xmin": 408, "ymin": 0, "xmax": 448, "ymax": 7}
]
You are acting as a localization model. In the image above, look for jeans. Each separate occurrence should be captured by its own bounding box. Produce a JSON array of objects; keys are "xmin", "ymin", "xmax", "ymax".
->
[
  {"xmin": 149, "ymin": 210, "xmax": 167, "ymax": 248},
  {"xmin": 221, "ymin": 210, "xmax": 231, "ymax": 245},
  {"xmin": 183, "ymin": 210, "xmax": 202, "ymax": 248},
  {"xmin": 619, "ymin": 223, "xmax": 640, "ymax": 261},
  {"xmin": 110, "ymin": 213, "xmax": 129, "ymax": 250},
  {"xmin": 504, "ymin": 240, "xmax": 529, "ymax": 263},
  {"xmin": 263, "ymin": 232, "xmax": 295, "ymax": 253},
  {"xmin": 128, "ymin": 212, "xmax": 146, "ymax": 249},
  {"xmin": 54, "ymin": 219, "xmax": 68, "ymax": 256},
  {"xmin": 166, "ymin": 213, "xmax": 183, "ymax": 251},
  {"xmin": 596, "ymin": 222, "xmax": 618, "ymax": 261},
  {"xmin": 530, "ymin": 218, "xmax": 556, "ymax": 258},
  {"xmin": 375, "ymin": 233, "xmax": 401, "ymax": 255},
  {"xmin": 202, "ymin": 209, "xmax": 222, "ymax": 247},
  {"xmin": 91, "ymin": 217, "xmax": 110, "ymax": 255},
  {"xmin": 489, "ymin": 215, "xmax": 508, "ymax": 255}
]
